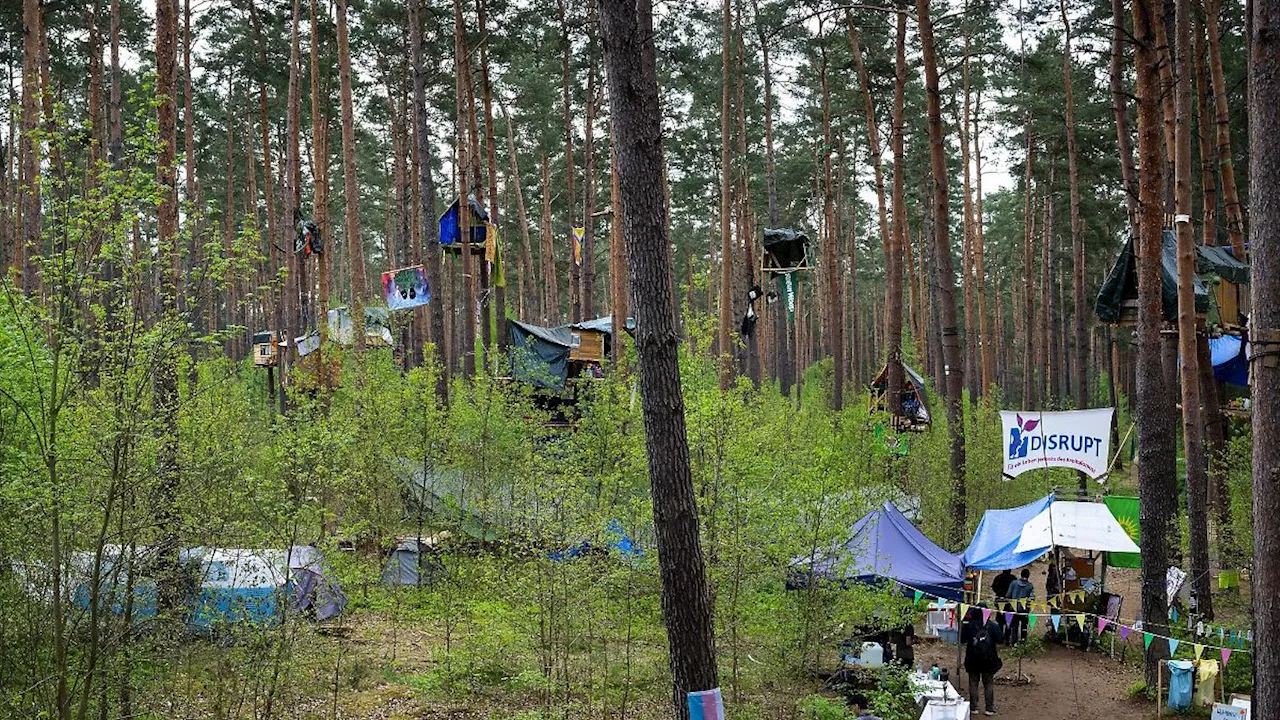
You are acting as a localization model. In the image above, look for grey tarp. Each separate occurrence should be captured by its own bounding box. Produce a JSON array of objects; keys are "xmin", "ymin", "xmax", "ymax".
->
[
  {"xmin": 509, "ymin": 320, "xmax": 574, "ymax": 389},
  {"xmin": 1197, "ymin": 245, "xmax": 1249, "ymax": 284},
  {"xmin": 1095, "ymin": 231, "xmax": 1208, "ymax": 323},
  {"xmin": 763, "ymin": 228, "xmax": 811, "ymax": 271}
]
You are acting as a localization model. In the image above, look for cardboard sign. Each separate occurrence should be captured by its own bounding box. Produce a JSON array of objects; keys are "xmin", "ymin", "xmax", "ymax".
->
[
  {"xmin": 1212, "ymin": 703, "xmax": 1248, "ymax": 720},
  {"xmin": 1001, "ymin": 408, "xmax": 1115, "ymax": 478}
]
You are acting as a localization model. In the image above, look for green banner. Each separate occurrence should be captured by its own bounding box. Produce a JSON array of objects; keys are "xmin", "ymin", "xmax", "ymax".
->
[
  {"xmin": 774, "ymin": 273, "xmax": 799, "ymax": 322},
  {"xmin": 1104, "ymin": 495, "xmax": 1141, "ymax": 568}
]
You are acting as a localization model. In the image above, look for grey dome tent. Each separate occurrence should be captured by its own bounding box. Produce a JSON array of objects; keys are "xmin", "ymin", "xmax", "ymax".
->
[{"xmin": 381, "ymin": 538, "xmax": 444, "ymax": 586}]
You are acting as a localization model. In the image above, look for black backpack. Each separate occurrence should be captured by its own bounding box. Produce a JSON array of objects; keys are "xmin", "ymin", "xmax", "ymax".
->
[{"xmin": 969, "ymin": 625, "xmax": 999, "ymax": 669}]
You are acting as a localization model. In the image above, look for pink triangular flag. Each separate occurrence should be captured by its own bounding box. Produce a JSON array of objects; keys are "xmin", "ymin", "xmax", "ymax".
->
[
  {"xmin": 1005, "ymin": 612, "xmax": 1014, "ymax": 626},
  {"xmin": 1119, "ymin": 625, "xmax": 1132, "ymax": 642},
  {"xmin": 982, "ymin": 608, "xmax": 993, "ymax": 625},
  {"xmin": 1222, "ymin": 648, "xmax": 1232, "ymax": 666},
  {"xmin": 1098, "ymin": 617, "xmax": 1109, "ymax": 633}
]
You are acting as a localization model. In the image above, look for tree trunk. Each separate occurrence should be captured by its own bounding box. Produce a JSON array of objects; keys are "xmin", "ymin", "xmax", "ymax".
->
[
  {"xmin": 282, "ymin": 0, "xmax": 300, "ymax": 414},
  {"xmin": 599, "ymin": 1, "xmax": 719, "ymax": 715},
  {"xmin": 1173, "ymin": 0, "xmax": 1214, "ymax": 619},
  {"xmin": 1134, "ymin": 0, "xmax": 1180, "ymax": 685},
  {"xmin": 1062, "ymin": 0, "xmax": 1088, "ymax": 431},
  {"xmin": 916, "ymin": 0, "xmax": 965, "ymax": 545},
  {"xmin": 557, "ymin": 0, "xmax": 578, "ymax": 320},
  {"xmin": 958, "ymin": 7, "xmax": 979, "ymax": 402},
  {"xmin": 476, "ymin": 0, "xmax": 505, "ymax": 351},
  {"xmin": 410, "ymin": 0, "xmax": 445, "ymax": 396},
  {"xmin": 541, "ymin": 156, "xmax": 559, "ymax": 324},
  {"xmin": 1208, "ymin": 0, "xmax": 1245, "ymax": 256},
  {"xmin": 310, "ymin": 0, "xmax": 331, "ymax": 370},
  {"xmin": 1112, "ymin": 0, "xmax": 1139, "ymax": 222},
  {"xmin": 885, "ymin": 5, "xmax": 907, "ymax": 417},
  {"xmin": 973, "ymin": 89, "xmax": 993, "ymax": 392},
  {"xmin": 818, "ymin": 29, "xmax": 843, "ymax": 410},
  {"xmin": 18, "ymin": 0, "xmax": 42, "ymax": 293},
  {"xmin": 1250, "ymin": 0, "xmax": 1280, "ymax": 710},
  {"xmin": 717, "ymin": 0, "xmax": 734, "ymax": 390},
  {"xmin": 336, "ymin": 0, "xmax": 365, "ymax": 351},
  {"xmin": 153, "ymin": 0, "xmax": 183, "ymax": 619},
  {"xmin": 609, "ymin": 143, "xmax": 627, "ymax": 364},
  {"xmin": 453, "ymin": 0, "xmax": 475, "ymax": 375},
  {"xmin": 1021, "ymin": 131, "xmax": 1037, "ymax": 408}
]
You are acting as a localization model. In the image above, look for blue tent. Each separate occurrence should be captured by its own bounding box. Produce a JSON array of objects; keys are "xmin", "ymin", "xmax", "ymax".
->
[
  {"xmin": 789, "ymin": 502, "xmax": 965, "ymax": 600},
  {"xmin": 550, "ymin": 520, "xmax": 644, "ymax": 562},
  {"xmin": 961, "ymin": 495, "xmax": 1054, "ymax": 570}
]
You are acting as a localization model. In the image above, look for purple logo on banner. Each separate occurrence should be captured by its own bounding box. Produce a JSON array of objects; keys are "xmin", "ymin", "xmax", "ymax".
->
[{"xmin": 688, "ymin": 688, "xmax": 724, "ymax": 720}]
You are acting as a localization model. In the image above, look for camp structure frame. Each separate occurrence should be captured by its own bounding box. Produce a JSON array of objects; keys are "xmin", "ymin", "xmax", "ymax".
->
[{"xmin": 869, "ymin": 362, "xmax": 932, "ymax": 431}]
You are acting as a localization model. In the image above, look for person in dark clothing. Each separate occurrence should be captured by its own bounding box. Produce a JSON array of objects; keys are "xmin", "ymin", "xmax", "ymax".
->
[
  {"xmin": 991, "ymin": 569, "xmax": 1016, "ymax": 600},
  {"xmin": 1006, "ymin": 569, "xmax": 1036, "ymax": 645},
  {"xmin": 891, "ymin": 622, "xmax": 916, "ymax": 669},
  {"xmin": 847, "ymin": 692, "xmax": 883, "ymax": 720},
  {"xmin": 1046, "ymin": 562, "xmax": 1062, "ymax": 598},
  {"xmin": 962, "ymin": 606, "xmax": 1004, "ymax": 716},
  {"xmin": 991, "ymin": 568, "xmax": 1017, "ymax": 635}
]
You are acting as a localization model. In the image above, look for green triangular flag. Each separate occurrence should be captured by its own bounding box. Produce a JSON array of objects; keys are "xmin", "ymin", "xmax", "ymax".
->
[
  {"xmin": 1028, "ymin": 614, "xmax": 1039, "ymax": 630},
  {"xmin": 914, "ymin": 590, "xmax": 924, "ymax": 604},
  {"xmin": 1143, "ymin": 632, "xmax": 1154, "ymax": 649}
]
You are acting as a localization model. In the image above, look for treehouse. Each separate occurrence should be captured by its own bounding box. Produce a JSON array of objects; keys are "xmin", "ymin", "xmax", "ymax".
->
[
  {"xmin": 507, "ymin": 317, "xmax": 625, "ymax": 426},
  {"xmin": 1094, "ymin": 230, "xmax": 1209, "ymax": 327},
  {"xmin": 762, "ymin": 227, "xmax": 813, "ymax": 273},
  {"xmin": 1196, "ymin": 244, "xmax": 1250, "ymax": 330},
  {"xmin": 438, "ymin": 195, "xmax": 490, "ymax": 255},
  {"xmin": 253, "ymin": 330, "xmax": 280, "ymax": 367},
  {"xmin": 869, "ymin": 362, "xmax": 932, "ymax": 432}
]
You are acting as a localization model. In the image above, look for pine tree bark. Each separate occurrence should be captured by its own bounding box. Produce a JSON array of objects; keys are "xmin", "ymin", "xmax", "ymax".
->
[
  {"xmin": 1112, "ymin": 0, "xmax": 1139, "ymax": 222},
  {"xmin": 958, "ymin": 8, "xmax": 979, "ymax": 401},
  {"xmin": 973, "ymin": 91, "xmax": 993, "ymax": 392},
  {"xmin": 540, "ymin": 156, "xmax": 559, "ymax": 324},
  {"xmin": 410, "ymin": 0, "xmax": 445, "ymax": 397},
  {"xmin": 581, "ymin": 37, "xmax": 598, "ymax": 321},
  {"xmin": 18, "ymin": 0, "xmax": 42, "ymax": 293},
  {"xmin": 916, "ymin": 0, "xmax": 965, "ymax": 544},
  {"xmin": 557, "ymin": 0, "xmax": 578, "ymax": 320},
  {"xmin": 1250, "ymin": 0, "xmax": 1280, "ymax": 710},
  {"xmin": 599, "ymin": 0, "xmax": 719, "ymax": 715},
  {"xmin": 504, "ymin": 107, "xmax": 536, "ymax": 323},
  {"xmin": 1173, "ymin": 0, "xmax": 1214, "ymax": 619},
  {"xmin": 818, "ymin": 30, "xmax": 843, "ymax": 410},
  {"xmin": 336, "ymin": 0, "xmax": 366, "ymax": 351},
  {"xmin": 1134, "ymin": 0, "xmax": 1180, "ymax": 685},
  {"xmin": 1062, "ymin": 0, "xmax": 1088, "ymax": 432},
  {"xmin": 309, "ymin": 0, "xmax": 330, "ymax": 351},
  {"xmin": 1021, "ymin": 132, "xmax": 1037, "ymax": 408},
  {"xmin": 886, "ymin": 4, "xmax": 907, "ymax": 417},
  {"xmin": 477, "ymin": 0, "xmax": 505, "ymax": 350},
  {"xmin": 717, "ymin": 0, "xmax": 734, "ymax": 390},
  {"xmin": 1208, "ymin": 0, "xmax": 1245, "ymax": 256},
  {"xmin": 453, "ymin": 0, "xmax": 476, "ymax": 375}
]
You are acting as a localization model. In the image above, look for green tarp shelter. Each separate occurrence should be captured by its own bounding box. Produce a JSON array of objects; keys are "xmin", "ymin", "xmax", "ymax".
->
[
  {"xmin": 1198, "ymin": 245, "xmax": 1249, "ymax": 285},
  {"xmin": 508, "ymin": 317, "xmax": 619, "ymax": 389},
  {"xmin": 1095, "ymin": 231, "xmax": 1208, "ymax": 323}
]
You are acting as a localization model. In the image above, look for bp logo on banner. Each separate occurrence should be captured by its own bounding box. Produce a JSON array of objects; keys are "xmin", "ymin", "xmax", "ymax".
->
[{"xmin": 1000, "ymin": 408, "xmax": 1115, "ymax": 479}]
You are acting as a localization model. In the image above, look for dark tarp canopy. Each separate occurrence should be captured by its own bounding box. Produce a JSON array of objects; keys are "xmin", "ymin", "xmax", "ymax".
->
[
  {"xmin": 871, "ymin": 362, "xmax": 931, "ymax": 426},
  {"xmin": 508, "ymin": 317, "xmax": 620, "ymax": 389},
  {"xmin": 763, "ymin": 228, "xmax": 812, "ymax": 271},
  {"xmin": 1095, "ymin": 230, "xmax": 1208, "ymax": 323},
  {"xmin": 1197, "ymin": 245, "xmax": 1249, "ymax": 285}
]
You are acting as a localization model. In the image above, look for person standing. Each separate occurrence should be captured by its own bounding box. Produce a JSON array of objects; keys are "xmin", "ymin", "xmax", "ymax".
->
[
  {"xmin": 992, "ymin": 568, "xmax": 1016, "ymax": 601},
  {"xmin": 962, "ymin": 605, "xmax": 1004, "ymax": 716},
  {"xmin": 1007, "ymin": 568, "xmax": 1036, "ymax": 644}
]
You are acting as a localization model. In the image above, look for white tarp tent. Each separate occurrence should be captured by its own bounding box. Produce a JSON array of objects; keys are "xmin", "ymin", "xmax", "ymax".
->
[{"xmin": 1012, "ymin": 500, "xmax": 1141, "ymax": 555}]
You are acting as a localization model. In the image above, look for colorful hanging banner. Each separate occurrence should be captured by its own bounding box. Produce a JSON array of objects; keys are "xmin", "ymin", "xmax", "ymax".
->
[
  {"xmin": 1120, "ymin": 626, "xmax": 1132, "ymax": 642},
  {"xmin": 1029, "ymin": 614, "xmax": 1039, "ymax": 631},
  {"xmin": 1000, "ymin": 408, "xmax": 1115, "ymax": 478},
  {"xmin": 981, "ymin": 609, "xmax": 993, "ymax": 625},
  {"xmin": 914, "ymin": 590, "xmax": 924, "ymax": 604},
  {"xmin": 1193, "ymin": 644, "xmax": 1205, "ymax": 659},
  {"xmin": 382, "ymin": 265, "xmax": 432, "ymax": 311},
  {"xmin": 1222, "ymin": 648, "xmax": 1232, "ymax": 666},
  {"xmin": 572, "ymin": 226, "xmax": 585, "ymax": 266},
  {"xmin": 1098, "ymin": 618, "xmax": 1110, "ymax": 633},
  {"xmin": 1169, "ymin": 638, "xmax": 1180, "ymax": 656},
  {"xmin": 1051, "ymin": 615, "xmax": 1062, "ymax": 631},
  {"xmin": 1144, "ymin": 633, "xmax": 1154, "ymax": 649},
  {"xmin": 1103, "ymin": 495, "xmax": 1141, "ymax": 568},
  {"xmin": 1005, "ymin": 612, "xmax": 1014, "ymax": 627},
  {"xmin": 1074, "ymin": 614, "xmax": 1087, "ymax": 629}
]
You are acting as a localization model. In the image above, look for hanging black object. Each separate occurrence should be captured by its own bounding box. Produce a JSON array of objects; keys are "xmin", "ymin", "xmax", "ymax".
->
[{"xmin": 296, "ymin": 219, "xmax": 323, "ymax": 256}]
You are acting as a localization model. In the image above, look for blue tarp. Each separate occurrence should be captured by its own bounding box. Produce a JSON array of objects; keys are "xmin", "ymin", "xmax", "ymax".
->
[
  {"xmin": 962, "ymin": 495, "xmax": 1054, "ymax": 570},
  {"xmin": 1209, "ymin": 335, "xmax": 1249, "ymax": 387},
  {"xmin": 550, "ymin": 519, "xmax": 644, "ymax": 562},
  {"xmin": 789, "ymin": 502, "xmax": 965, "ymax": 600}
]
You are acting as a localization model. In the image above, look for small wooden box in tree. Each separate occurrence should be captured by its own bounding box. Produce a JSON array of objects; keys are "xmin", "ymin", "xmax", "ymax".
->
[
  {"xmin": 569, "ymin": 329, "xmax": 606, "ymax": 363},
  {"xmin": 253, "ymin": 331, "xmax": 279, "ymax": 367}
]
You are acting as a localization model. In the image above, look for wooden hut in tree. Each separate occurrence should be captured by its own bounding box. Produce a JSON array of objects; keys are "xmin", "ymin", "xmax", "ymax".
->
[
  {"xmin": 870, "ymin": 362, "xmax": 932, "ymax": 431},
  {"xmin": 1095, "ymin": 230, "xmax": 1210, "ymax": 327},
  {"xmin": 438, "ymin": 195, "xmax": 490, "ymax": 255}
]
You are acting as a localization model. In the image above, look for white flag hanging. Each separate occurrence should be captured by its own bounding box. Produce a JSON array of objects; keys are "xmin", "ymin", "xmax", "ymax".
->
[{"xmin": 1000, "ymin": 408, "xmax": 1115, "ymax": 479}]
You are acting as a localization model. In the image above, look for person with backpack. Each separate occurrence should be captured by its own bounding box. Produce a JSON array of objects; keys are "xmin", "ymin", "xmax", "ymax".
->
[{"xmin": 961, "ymin": 605, "xmax": 1004, "ymax": 716}]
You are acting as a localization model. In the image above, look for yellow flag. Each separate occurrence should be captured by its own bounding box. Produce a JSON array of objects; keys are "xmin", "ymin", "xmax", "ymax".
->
[
  {"xmin": 959, "ymin": 603, "xmax": 970, "ymax": 619},
  {"xmin": 1074, "ymin": 614, "xmax": 1086, "ymax": 629},
  {"xmin": 1193, "ymin": 644, "xmax": 1205, "ymax": 659}
]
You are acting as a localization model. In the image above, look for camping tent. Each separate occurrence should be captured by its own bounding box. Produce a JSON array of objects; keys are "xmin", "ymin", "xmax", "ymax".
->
[
  {"xmin": 789, "ymin": 502, "xmax": 965, "ymax": 600},
  {"xmin": 183, "ymin": 546, "xmax": 347, "ymax": 629},
  {"xmin": 962, "ymin": 495, "xmax": 1055, "ymax": 570},
  {"xmin": 870, "ymin": 363, "xmax": 932, "ymax": 428},
  {"xmin": 549, "ymin": 519, "xmax": 644, "ymax": 561},
  {"xmin": 381, "ymin": 538, "xmax": 445, "ymax": 586},
  {"xmin": 1011, "ymin": 501, "xmax": 1141, "ymax": 555},
  {"xmin": 64, "ymin": 545, "xmax": 346, "ymax": 628}
]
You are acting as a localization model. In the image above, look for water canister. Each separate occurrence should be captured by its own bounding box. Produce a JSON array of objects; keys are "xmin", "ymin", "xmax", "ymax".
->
[{"xmin": 859, "ymin": 642, "xmax": 884, "ymax": 668}]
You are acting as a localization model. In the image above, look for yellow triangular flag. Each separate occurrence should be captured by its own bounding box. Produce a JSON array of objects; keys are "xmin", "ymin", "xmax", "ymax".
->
[
  {"xmin": 959, "ymin": 603, "xmax": 970, "ymax": 619},
  {"xmin": 1193, "ymin": 644, "xmax": 1205, "ymax": 659},
  {"xmin": 1074, "ymin": 614, "xmax": 1086, "ymax": 629},
  {"xmin": 1048, "ymin": 596, "xmax": 1058, "ymax": 608}
]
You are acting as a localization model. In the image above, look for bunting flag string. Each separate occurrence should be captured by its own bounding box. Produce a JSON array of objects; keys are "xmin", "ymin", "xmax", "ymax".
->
[{"xmin": 884, "ymin": 578, "xmax": 1252, "ymax": 657}]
